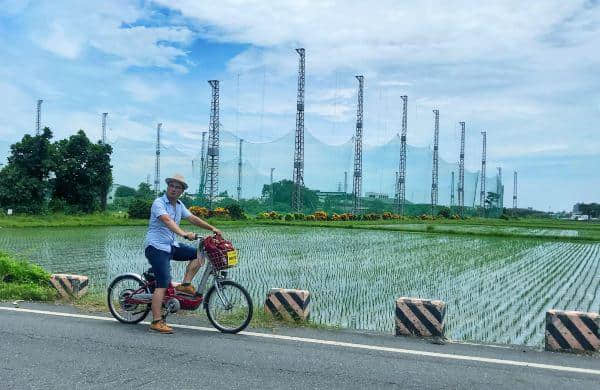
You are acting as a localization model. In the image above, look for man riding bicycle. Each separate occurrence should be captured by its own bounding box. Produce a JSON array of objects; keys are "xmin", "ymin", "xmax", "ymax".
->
[{"xmin": 144, "ymin": 173, "xmax": 222, "ymax": 334}]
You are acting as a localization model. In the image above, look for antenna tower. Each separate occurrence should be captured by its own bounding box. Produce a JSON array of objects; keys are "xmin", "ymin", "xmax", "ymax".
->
[
  {"xmin": 496, "ymin": 167, "xmax": 503, "ymax": 208},
  {"xmin": 480, "ymin": 131, "xmax": 487, "ymax": 208},
  {"xmin": 458, "ymin": 121, "xmax": 466, "ymax": 214},
  {"xmin": 101, "ymin": 113, "xmax": 108, "ymax": 144},
  {"xmin": 353, "ymin": 75, "xmax": 364, "ymax": 214},
  {"xmin": 270, "ymin": 168, "xmax": 275, "ymax": 210},
  {"xmin": 36, "ymin": 99, "xmax": 43, "ymax": 135},
  {"xmin": 206, "ymin": 80, "xmax": 220, "ymax": 208},
  {"xmin": 450, "ymin": 171, "xmax": 455, "ymax": 206},
  {"xmin": 396, "ymin": 96, "xmax": 408, "ymax": 215},
  {"xmin": 292, "ymin": 48, "xmax": 306, "ymax": 212},
  {"xmin": 513, "ymin": 171, "xmax": 518, "ymax": 209},
  {"xmin": 237, "ymin": 139, "xmax": 243, "ymax": 201},
  {"xmin": 154, "ymin": 123, "xmax": 162, "ymax": 196},
  {"xmin": 431, "ymin": 109, "xmax": 440, "ymax": 210}
]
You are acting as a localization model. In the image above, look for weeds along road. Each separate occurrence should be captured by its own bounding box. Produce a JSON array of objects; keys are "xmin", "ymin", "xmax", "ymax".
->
[{"xmin": 1, "ymin": 303, "xmax": 599, "ymax": 389}]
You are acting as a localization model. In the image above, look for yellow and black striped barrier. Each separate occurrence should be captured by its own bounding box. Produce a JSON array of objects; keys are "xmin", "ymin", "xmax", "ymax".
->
[
  {"xmin": 265, "ymin": 288, "xmax": 310, "ymax": 321},
  {"xmin": 395, "ymin": 297, "xmax": 446, "ymax": 338},
  {"xmin": 50, "ymin": 274, "xmax": 89, "ymax": 299},
  {"xmin": 545, "ymin": 310, "xmax": 599, "ymax": 353}
]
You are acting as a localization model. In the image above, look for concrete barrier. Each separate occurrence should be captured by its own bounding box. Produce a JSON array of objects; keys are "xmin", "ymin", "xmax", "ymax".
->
[
  {"xmin": 395, "ymin": 297, "xmax": 446, "ymax": 338},
  {"xmin": 50, "ymin": 274, "xmax": 89, "ymax": 299},
  {"xmin": 545, "ymin": 310, "xmax": 600, "ymax": 353},
  {"xmin": 265, "ymin": 288, "xmax": 310, "ymax": 321}
]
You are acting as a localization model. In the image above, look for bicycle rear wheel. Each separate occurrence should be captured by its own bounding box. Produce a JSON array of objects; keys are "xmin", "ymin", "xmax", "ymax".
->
[
  {"xmin": 205, "ymin": 280, "xmax": 253, "ymax": 333},
  {"xmin": 107, "ymin": 274, "xmax": 151, "ymax": 324}
]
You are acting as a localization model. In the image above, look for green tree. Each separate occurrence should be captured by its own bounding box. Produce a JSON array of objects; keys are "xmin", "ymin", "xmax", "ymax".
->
[
  {"xmin": 114, "ymin": 185, "xmax": 136, "ymax": 198},
  {"xmin": 52, "ymin": 130, "xmax": 112, "ymax": 213},
  {"xmin": 261, "ymin": 179, "xmax": 319, "ymax": 212},
  {"xmin": 0, "ymin": 128, "xmax": 55, "ymax": 213},
  {"xmin": 136, "ymin": 182, "xmax": 154, "ymax": 199}
]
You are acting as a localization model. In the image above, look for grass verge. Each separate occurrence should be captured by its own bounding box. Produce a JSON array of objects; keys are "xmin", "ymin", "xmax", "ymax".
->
[{"xmin": 0, "ymin": 252, "xmax": 57, "ymax": 301}]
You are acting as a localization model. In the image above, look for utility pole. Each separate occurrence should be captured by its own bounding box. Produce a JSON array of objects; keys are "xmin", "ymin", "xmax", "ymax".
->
[
  {"xmin": 431, "ymin": 109, "xmax": 440, "ymax": 213},
  {"xmin": 101, "ymin": 113, "xmax": 108, "ymax": 144},
  {"xmin": 513, "ymin": 171, "xmax": 518, "ymax": 209},
  {"xmin": 270, "ymin": 168, "xmax": 275, "ymax": 210},
  {"xmin": 451, "ymin": 171, "xmax": 455, "ymax": 206},
  {"xmin": 206, "ymin": 80, "xmax": 220, "ymax": 209},
  {"xmin": 154, "ymin": 123, "xmax": 162, "ymax": 196},
  {"xmin": 237, "ymin": 139, "xmax": 243, "ymax": 201},
  {"xmin": 458, "ymin": 121, "xmax": 466, "ymax": 215},
  {"xmin": 480, "ymin": 131, "xmax": 487, "ymax": 209},
  {"xmin": 292, "ymin": 48, "xmax": 305, "ymax": 213},
  {"xmin": 344, "ymin": 171, "xmax": 348, "ymax": 193},
  {"xmin": 396, "ymin": 96, "xmax": 408, "ymax": 215},
  {"xmin": 36, "ymin": 99, "xmax": 43, "ymax": 136},
  {"xmin": 353, "ymin": 75, "xmax": 364, "ymax": 215}
]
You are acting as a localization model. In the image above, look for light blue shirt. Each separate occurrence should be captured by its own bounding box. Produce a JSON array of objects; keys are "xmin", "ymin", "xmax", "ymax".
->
[{"xmin": 144, "ymin": 195, "xmax": 192, "ymax": 252}]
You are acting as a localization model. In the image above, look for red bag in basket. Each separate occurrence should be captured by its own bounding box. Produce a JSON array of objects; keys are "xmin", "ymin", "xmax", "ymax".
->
[{"xmin": 203, "ymin": 234, "xmax": 235, "ymax": 270}]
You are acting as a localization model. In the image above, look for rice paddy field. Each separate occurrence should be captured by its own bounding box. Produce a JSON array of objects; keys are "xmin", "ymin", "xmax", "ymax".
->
[{"xmin": 1, "ymin": 225, "xmax": 599, "ymax": 347}]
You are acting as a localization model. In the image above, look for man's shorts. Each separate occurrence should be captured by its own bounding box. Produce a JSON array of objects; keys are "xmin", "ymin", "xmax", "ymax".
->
[{"xmin": 144, "ymin": 244, "xmax": 198, "ymax": 288}]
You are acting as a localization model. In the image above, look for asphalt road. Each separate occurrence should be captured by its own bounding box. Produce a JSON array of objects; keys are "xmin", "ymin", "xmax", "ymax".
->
[{"xmin": 1, "ymin": 302, "xmax": 599, "ymax": 389}]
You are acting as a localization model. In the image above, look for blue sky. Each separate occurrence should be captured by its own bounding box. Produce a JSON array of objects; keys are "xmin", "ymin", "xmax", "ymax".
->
[{"xmin": 0, "ymin": 0, "xmax": 599, "ymax": 211}]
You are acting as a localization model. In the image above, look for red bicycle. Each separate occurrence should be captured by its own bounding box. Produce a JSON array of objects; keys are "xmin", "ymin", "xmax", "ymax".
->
[{"xmin": 107, "ymin": 234, "xmax": 253, "ymax": 333}]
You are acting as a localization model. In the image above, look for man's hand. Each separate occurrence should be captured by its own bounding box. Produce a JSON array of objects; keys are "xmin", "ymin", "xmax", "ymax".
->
[
  {"xmin": 211, "ymin": 227, "xmax": 222, "ymax": 236},
  {"xmin": 183, "ymin": 232, "xmax": 197, "ymax": 241}
]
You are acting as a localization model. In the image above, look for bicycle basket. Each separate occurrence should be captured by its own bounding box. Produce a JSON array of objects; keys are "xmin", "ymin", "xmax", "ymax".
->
[{"xmin": 203, "ymin": 235, "xmax": 238, "ymax": 270}]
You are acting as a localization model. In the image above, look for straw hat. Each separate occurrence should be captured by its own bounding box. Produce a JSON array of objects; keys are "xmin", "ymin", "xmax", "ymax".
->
[{"xmin": 165, "ymin": 173, "xmax": 188, "ymax": 190}]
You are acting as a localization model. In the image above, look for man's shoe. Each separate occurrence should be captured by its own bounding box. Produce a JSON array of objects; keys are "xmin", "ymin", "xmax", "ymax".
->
[
  {"xmin": 150, "ymin": 319, "xmax": 173, "ymax": 334},
  {"xmin": 175, "ymin": 283, "xmax": 196, "ymax": 295}
]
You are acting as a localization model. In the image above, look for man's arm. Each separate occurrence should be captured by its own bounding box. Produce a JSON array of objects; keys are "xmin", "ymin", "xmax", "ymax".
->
[
  {"xmin": 187, "ymin": 214, "xmax": 222, "ymax": 235},
  {"xmin": 158, "ymin": 214, "xmax": 196, "ymax": 240}
]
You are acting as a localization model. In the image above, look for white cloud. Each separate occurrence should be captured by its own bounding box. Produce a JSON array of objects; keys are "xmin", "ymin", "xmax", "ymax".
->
[
  {"xmin": 122, "ymin": 78, "xmax": 179, "ymax": 103},
  {"xmin": 29, "ymin": 1, "xmax": 194, "ymax": 72}
]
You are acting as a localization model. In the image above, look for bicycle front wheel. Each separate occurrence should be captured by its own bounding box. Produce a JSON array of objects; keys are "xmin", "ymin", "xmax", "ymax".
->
[{"xmin": 205, "ymin": 280, "xmax": 253, "ymax": 333}]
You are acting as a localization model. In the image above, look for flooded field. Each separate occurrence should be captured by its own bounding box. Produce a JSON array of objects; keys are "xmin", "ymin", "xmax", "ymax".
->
[{"xmin": 1, "ymin": 225, "xmax": 599, "ymax": 346}]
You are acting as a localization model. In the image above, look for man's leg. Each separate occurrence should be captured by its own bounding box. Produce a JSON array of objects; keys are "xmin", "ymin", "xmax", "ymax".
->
[
  {"xmin": 173, "ymin": 244, "xmax": 203, "ymax": 294},
  {"xmin": 145, "ymin": 246, "xmax": 173, "ymax": 333}
]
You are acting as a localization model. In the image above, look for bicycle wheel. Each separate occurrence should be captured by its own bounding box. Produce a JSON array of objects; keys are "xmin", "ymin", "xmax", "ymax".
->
[
  {"xmin": 205, "ymin": 280, "xmax": 253, "ymax": 333},
  {"xmin": 107, "ymin": 274, "xmax": 151, "ymax": 324}
]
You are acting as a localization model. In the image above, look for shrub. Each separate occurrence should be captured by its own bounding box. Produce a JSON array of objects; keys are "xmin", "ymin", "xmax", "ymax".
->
[
  {"xmin": 305, "ymin": 215, "xmax": 316, "ymax": 221},
  {"xmin": 128, "ymin": 199, "xmax": 153, "ymax": 219},
  {"xmin": 189, "ymin": 206, "xmax": 209, "ymax": 218},
  {"xmin": 314, "ymin": 211, "xmax": 328, "ymax": 221},
  {"xmin": 437, "ymin": 207, "xmax": 452, "ymax": 219},
  {"xmin": 225, "ymin": 204, "xmax": 245, "ymax": 220},
  {"xmin": 382, "ymin": 212, "xmax": 392, "ymax": 220},
  {"xmin": 293, "ymin": 213, "xmax": 305, "ymax": 221},
  {"xmin": 284, "ymin": 213, "xmax": 294, "ymax": 221}
]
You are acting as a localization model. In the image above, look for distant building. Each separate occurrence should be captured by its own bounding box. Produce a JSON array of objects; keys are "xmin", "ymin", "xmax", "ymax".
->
[
  {"xmin": 315, "ymin": 191, "xmax": 347, "ymax": 202},
  {"xmin": 365, "ymin": 192, "xmax": 389, "ymax": 200}
]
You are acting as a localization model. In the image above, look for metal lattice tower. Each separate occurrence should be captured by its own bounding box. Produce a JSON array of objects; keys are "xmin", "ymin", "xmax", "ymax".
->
[
  {"xmin": 154, "ymin": 123, "xmax": 162, "ymax": 196},
  {"xmin": 458, "ymin": 121, "xmax": 466, "ymax": 213},
  {"xmin": 101, "ymin": 113, "xmax": 108, "ymax": 144},
  {"xmin": 396, "ymin": 96, "xmax": 408, "ymax": 215},
  {"xmin": 513, "ymin": 171, "xmax": 518, "ymax": 209},
  {"xmin": 480, "ymin": 131, "xmax": 487, "ymax": 208},
  {"xmin": 198, "ymin": 131, "xmax": 207, "ymax": 197},
  {"xmin": 237, "ymin": 139, "xmax": 243, "ymax": 201},
  {"xmin": 292, "ymin": 48, "xmax": 305, "ymax": 212},
  {"xmin": 353, "ymin": 75, "xmax": 364, "ymax": 214},
  {"xmin": 36, "ymin": 99, "xmax": 43, "ymax": 135},
  {"xmin": 450, "ymin": 171, "xmax": 455, "ymax": 206},
  {"xmin": 497, "ymin": 167, "xmax": 503, "ymax": 208},
  {"xmin": 206, "ymin": 80, "xmax": 220, "ymax": 208},
  {"xmin": 270, "ymin": 168, "xmax": 275, "ymax": 210},
  {"xmin": 431, "ymin": 109, "xmax": 440, "ymax": 208}
]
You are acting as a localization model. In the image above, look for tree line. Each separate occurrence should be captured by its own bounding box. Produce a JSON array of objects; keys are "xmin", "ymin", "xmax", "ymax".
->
[{"xmin": 0, "ymin": 128, "xmax": 112, "ymax": 214}]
